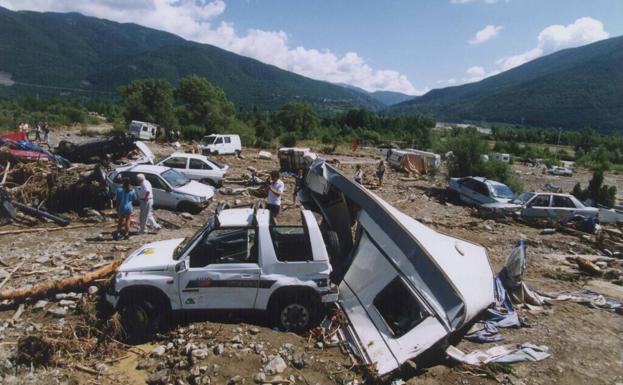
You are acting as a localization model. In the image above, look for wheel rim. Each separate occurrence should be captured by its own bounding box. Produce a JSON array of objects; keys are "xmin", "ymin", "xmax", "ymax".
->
[
  {"xmin": 280, "ymin": 303, "xmax": 309, "ymax": 330},
  {"xmin": 123, "ymin": 305, "xmax": 149, "ymax": 335}
]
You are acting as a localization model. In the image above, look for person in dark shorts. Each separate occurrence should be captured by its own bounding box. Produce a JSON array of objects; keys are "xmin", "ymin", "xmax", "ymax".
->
[{"xmin": 266, "ymin": 170, "xmax": 284, "ymax": 220}]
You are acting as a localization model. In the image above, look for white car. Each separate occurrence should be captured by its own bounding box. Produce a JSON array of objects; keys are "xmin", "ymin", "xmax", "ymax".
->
[
  {"xmin": 547, "ymin": 166, "xmax": 573, "ymax": 176},
  {"xmin": 156, "ymin": 152, "xmax": 229, "ymax": 187},
  {"xmin": 106, "ymin": 203, "xmax": 337, "ymax": 341},
  {"xmin": 482, "ymin": 192, "xmax": 598, "ymax": 221},
  {"xmin": 198, "ymin": 134, "xmax": 241, "ymax": 155},
  {"xmin": 448, "ymin": 176, "xmax": 515, "ymax": 206},
  {"xmin": 107, "ymin": 164, "xmax": 215, "ymax": 213}
]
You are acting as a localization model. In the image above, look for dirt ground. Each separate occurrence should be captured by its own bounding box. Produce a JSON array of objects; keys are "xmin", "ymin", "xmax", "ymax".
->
[{"xmin": 0, "ymin": 129, "xmax": 622, "ymax": 385}]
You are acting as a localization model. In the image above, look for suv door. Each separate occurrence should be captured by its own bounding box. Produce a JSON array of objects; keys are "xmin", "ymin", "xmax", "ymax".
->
[{"xmin": 179, "ymin": 227, "xmax": 260, "ymax": 309}]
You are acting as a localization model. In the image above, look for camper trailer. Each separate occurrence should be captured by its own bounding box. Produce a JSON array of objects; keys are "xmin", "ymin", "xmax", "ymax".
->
[
  {"xmin": 492, "ymin": 153, "xmax": 511, "ymax": 163},
  {"xmin": 128, "ymin": 120, "xmax": 158, "ymax": 141},
  {"xmin": 403, "ymin": 148, "xmax": 442, "ymax": 168},
  {"xmin": 387, "ymin": 149, "xmax": 429, "ymax": 174}
]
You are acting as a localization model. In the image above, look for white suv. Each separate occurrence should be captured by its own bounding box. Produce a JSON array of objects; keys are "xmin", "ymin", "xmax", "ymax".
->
[
  {"xmin": 107, "ymin": 204, "xmax": 337, "ymax": 341},
  {"xmin": 156, "ymin": 152, "xmax": 229, "ymax": 187}
]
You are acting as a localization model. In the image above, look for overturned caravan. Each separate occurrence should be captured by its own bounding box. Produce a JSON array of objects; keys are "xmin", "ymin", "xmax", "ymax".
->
[{"xmin": 299, "ymin": 158, "xmax": 495, "ymax": 377}]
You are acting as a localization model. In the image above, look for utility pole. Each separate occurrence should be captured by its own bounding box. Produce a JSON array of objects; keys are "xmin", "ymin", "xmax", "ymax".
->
[{"xmin": 557, "ymin": 127, "xmax": 562, "ymax": 146}]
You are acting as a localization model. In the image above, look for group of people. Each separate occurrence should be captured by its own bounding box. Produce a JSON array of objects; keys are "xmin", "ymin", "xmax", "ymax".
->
[
  {"xmin": 354, "ymin": 160, "xmax": 386, "ymax": 186},
  {"xmin": 18, "ymin": 121, "xmax": 51, "ymax": 145},
  {"xmin": 113, "ymin": 173, "xmax": 161, "ymax": 240}
]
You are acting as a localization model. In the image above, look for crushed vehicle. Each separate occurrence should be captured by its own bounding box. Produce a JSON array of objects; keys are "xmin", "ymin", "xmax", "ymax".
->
[
  {"xmin": 547, "ymin": 166, "xmax": 573, "ymax": 176},
  {"xmin": 298, "ymin": 157, "xmax": 495, "ymax": 377},
  {"xmin": 107, "ymin": 203, "xmax": 338, "ymax": 341},
  {"xmin": 482, "ymin": 192, "xmax": 598, "ymax": 221},
  {"xmin": 128, "ymin": 120, "xmax": 158, "ymax": 140},
  {"xmin": 448, "ymin": 176, "xmax": 515, "ymax": 206},
  {"xmin": 1, "ymin": 132, "xmax": 70, "ymax": 167},
  {"xmin": 106, "ymin": 164, "xmax": 215, "ymax": 213},
  {"xmin": 56, "ymin": 133, "xmax": 137, "ymax": 163},
  {"xmin": 155, "ymin": 152, "xmax": 229, "ymax": 187}
]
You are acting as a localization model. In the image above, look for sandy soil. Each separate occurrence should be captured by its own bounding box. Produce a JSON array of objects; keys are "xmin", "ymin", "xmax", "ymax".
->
[{"xmin": 0, "ymin": 131, "xmax": 622, "ymax": 385}]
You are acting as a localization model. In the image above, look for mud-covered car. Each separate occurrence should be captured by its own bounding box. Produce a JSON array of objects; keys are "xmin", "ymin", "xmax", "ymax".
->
[{"xmin": 107, "ymin": 203, "xmax": 337, "ymax": 341}]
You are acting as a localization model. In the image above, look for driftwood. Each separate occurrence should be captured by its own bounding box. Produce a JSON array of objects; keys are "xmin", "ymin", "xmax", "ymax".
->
[
  {"xmin": 0, "ymin": 222, "xmax": 114, "ymax": 236},
  {"xmin": 0, "ymin": 261, "xmax": 24, "ymax": 290},
  {"xmin": 0, "ymin": 259, "xmax": 122, "ymax": 301},
  {"xmin": 1, "ymin": 161, "xmax": 10, "ymax": 185}
]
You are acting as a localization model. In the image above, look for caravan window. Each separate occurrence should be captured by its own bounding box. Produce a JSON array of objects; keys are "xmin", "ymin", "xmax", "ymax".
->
[{"xmin": 374, "ymin": 277, "xmax": 429, "ymax": 338}]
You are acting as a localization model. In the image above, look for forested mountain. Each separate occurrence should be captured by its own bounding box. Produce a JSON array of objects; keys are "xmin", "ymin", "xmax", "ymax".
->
[
  {"xmin": 390, "ymin": 35, "xmax": 623, "ymax": 132},
  {"xmin": 0, "ymin": 7, "xmax": 384, "ymax": 112}
]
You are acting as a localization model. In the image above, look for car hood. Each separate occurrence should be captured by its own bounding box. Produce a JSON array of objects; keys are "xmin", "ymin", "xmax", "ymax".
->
[
  {"xmin": 119, "ymin": 238, "xmax": 184, "ymax": 272},
  {"xmin": 134, "ymin": 141, "xmax": 155, "ymax": 165},
  {"xmin": 175, "ymin": 181, "xmax": 215, "ymax": 198}
]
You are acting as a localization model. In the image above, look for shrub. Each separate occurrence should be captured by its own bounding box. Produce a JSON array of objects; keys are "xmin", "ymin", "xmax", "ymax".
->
[
  {"xmin": 279, "ymin": 132, "xmax": 297, "ymax": 147},
  {"xmin": 180, "ymin": 125, "xmax": 205, "ymax": 140}
]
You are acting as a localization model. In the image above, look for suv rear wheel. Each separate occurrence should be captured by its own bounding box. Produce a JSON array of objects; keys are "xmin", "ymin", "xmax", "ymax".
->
[{"xmin": 270, "ymin": 293, "xmax": 319, "ymax": 333}]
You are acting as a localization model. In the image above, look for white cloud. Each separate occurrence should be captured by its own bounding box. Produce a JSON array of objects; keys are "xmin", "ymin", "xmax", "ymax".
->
[
  {"xmin": 448, "ymin": 16, "xmax": 609, "ymax": 87},
  {"xmin": 469, "ymin": 25, "xmax": 503, "ymax": 45},
  {"xmin": 498, "ymin": 17, "xmax": 609, "ymax": 70},
  {"xmin": 0, "ymin": 0, "xmax": 420, "ymax": 94}
]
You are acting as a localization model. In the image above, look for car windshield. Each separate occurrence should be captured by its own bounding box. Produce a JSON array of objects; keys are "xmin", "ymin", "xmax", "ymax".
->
[
  {"xmin": 202, "ymin": 136, "xmax": 217, "ymax": 145},
  {"xmin": 490, "ymin": 184, "xmax": 515, "ymax": 199},
  {"xmin": 174, "ymin": 216, "xmax": 214, "ymax": 260},
  {"xmin": 511, "ymin": 192, "xmax": 534, "ymax": 205},
  {"xmin": 161, "ymin": 169, "xmax": 191, "ymax": 188}
]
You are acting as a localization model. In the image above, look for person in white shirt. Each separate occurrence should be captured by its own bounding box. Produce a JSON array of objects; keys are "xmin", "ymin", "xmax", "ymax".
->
[
  {"xmin": 136, "ymin": 174, "xmax": 161, "ymax": 233},
  {"xmin": 266, "ymin": 170, "xmax": 284, "ymax": 220},
  {"xmin": 354, "ymin": 164, "xmax": 363, "ymax": 184}
]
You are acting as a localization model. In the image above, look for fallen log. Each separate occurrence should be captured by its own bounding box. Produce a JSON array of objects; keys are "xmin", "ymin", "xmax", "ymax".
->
[
  {"xmin": 0, "ymin": 258, "xmax": 122, "ymax": 301},
  {"xmin": 1, "ymin": 161, "xmax": 10, "ymax": 185},
  {"xmin": 0, "ymin": 222, "xmax": 114, "ymax": 236}
]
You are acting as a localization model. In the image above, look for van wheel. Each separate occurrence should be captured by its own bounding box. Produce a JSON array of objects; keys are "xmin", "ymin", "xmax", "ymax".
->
[
  {"xmin": 235, "ymin": 150, "xmax": 242, "ymax": 157},
  {"xmin": 270, "ymin": 293, "xmax": 319, "ymax": 333},
  {"xmin": 119, "ymin": 297, "xmax": 167, "ymax": 344}
]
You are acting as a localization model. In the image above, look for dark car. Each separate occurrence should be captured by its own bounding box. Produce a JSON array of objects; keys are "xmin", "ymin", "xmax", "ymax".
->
[{"xmin": 56, "ymin": 133, "xmax": 136, "ymax": 163}]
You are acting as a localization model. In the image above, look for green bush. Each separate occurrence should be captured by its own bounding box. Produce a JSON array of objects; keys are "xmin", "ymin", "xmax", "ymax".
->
[
  {"xmin": 180, "ymin": 125, "xmax": 205, "ymax": 140},
  {"xmin": 279, "ymin": 132, "xmax": 297, "ymax": 147}
]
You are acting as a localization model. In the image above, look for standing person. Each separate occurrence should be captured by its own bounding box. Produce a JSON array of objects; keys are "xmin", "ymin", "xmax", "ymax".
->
[
  {"xmin": 293, "ymin": 169, "xmax": 304, "ymax": 204},
  {"xmin": 354, "ymin": 164, "xmax": 363, "ymax": 184},
  {"xmin": 136, "ymin": 173, "xmax": 161, "ymax": 234},
  {"xmin": 376, "ymin": 160, "xmax": 386, "ymax": 187},
  {"xmin": 43, "ymin": 122, "xmax": 50, "ymax": 146},
  {"xmin": 114, "ymin": 178, "xmax": 137, "ymax": 240},
  {"xmin": 266, "ymin": 170, "xmax": 284, "ymax": 220},
  {"xmin": 34, "ymin": 122, "xmax": 42, "ymax": 142}
]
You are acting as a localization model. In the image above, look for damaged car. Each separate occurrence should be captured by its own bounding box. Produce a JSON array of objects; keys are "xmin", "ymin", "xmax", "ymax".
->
[
  {"xmin": 107, "ymin": 203, "xmax": 337, "ymax": 342},
  {"xmin": 298, "ymin": 158, "xmax": 495, "ymax": 377},
  {"xmin": 448, "ymin": 176, "xmax": 515, "ymax": 206},
  {"xmin": 481, "ymin": 192, "xmax": 598, "ymax": 222}
]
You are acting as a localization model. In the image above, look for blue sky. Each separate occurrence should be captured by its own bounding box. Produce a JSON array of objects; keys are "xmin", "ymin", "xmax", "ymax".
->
[{"xmin": 1, "ymin": 0, "xmax": 621, "ymax": 94}]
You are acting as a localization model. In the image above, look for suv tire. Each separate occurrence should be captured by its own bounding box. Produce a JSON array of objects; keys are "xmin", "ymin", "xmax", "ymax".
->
[
  {"xmin": 119, "ymin": 296, "xmax": 168, "ymax": 344},
  {"xmin": 322, "ymin": 230, "xmax": 342, "ymax": 260},
  {"xmin": 270, "ymin": 293, "xmax": 319, "ymax": 333}
]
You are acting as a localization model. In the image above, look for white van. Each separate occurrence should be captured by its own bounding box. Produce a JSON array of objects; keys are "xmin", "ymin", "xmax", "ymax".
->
[
  {"xmin": 129, "ymin": 120, "xmax": 157, "ymax": 141},
  {"xmin": 199, "ymin": 134, "xmax": 241, "ymax": 155},
  {"xmin": 492, "ymin": 153, "xmax": 511, "ymax": 163}
]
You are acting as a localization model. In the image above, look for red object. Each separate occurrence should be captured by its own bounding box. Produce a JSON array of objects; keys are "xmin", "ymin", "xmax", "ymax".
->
[
  {"xmin": 351, "ymin": 138, "xmax": 359, "ymax": 152},
  {"xmin": 6, "ymin": 149, "xmax": 49, "ymax": 161},
  {"xmin": 0, "ymin": 132, "xmax": 28, "ymax": 141}
]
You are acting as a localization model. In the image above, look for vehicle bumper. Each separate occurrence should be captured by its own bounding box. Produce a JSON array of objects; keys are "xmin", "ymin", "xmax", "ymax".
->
[{"xmin": 320, "ymin": 288, "xmax": 339, "ymax": 303}]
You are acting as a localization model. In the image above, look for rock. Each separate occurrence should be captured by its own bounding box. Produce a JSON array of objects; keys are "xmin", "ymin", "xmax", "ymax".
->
[
  {"xmin": 213, "ymin": 344, "xmax": 224, "ymax": 355},
  {"xmin": 264, "ymin": 355, "xmax": 288, "ymax": 375},
  {"xmin": 314, "ymin": 342, "xmax": 323, "ymax": 349},
  {"xmin": 254, "ymin": 372, "xmax": 266, "ymax": 383},
  {"xmin": 228, "ymin": 375, "xmax": 244, "ymax": 385},
  {"xmin": 147, "ymin": 369, "xmax": 170, "ymax": 385},
  {"xmin": 291, "ymin": 352, "xmax": 306, "ymax": 369},
  {"xmin": 35, "ymin": 256, "xmax": 50, "ymax": 264},
  {"xmin": 192, "ymin": 349, "xmax": 209, "ymax": 359},
  {"xmin": 59, "ymin": 299, "xmax": 76, "ymax": 308},
  {"xmin": 181, "ymin": 212, "xmax": 194, "ymax": 220},
  {"xmin": 231, "ymin": 335, "xmax": 243, "ymax": 344},
  {"xmin": 32, "ymin": 300, "xmax": 48, "ymax": 311},
  {"xmin": 249, "ymin": 327, "xmax": 260, "ymax": 335},
  {"xmin": 47, "ymin": 307, "xmax": 66, "ymax": 318},
  {"xmin": 151, "ymin": 345, "xmax": 167, "ymax": 356},
  {"xmin": 88, "ymin": 286, "xmax": 99, "ymax": 295},
  {"xmin": 136, "ymin": 358, "xmax": 155, "ymax": 370}
]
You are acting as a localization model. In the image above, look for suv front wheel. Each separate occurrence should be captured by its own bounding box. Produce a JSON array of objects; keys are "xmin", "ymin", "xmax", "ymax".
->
[{"xmin": 119, "ymin": 296, "xmax": 168, "ymax": 344}]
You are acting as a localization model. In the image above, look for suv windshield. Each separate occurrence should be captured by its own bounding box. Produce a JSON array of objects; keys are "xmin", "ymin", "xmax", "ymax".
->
[
  {"xmin": 174, "ymin": 216, "xmax": 214, "ymax": 259},
  {"xmin": 202, "ymin": 136, "xmax": 217, "ymax": 145},
  {"xmin": 511, "ymin": 192, "xmax": 534, "ymax": 205},
  {"xmin": 161, "ymin": 169, "xmax": 191, "ymax": 188},
  {"xmin": 490, "ymin": 184, "xmax": 514, "ymax": 199}
]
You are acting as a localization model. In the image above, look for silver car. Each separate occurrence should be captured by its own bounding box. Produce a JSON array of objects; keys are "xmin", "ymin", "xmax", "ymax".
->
[
  {"xmin": 482, "ymin": 192, "xmax": 598, "ymax": 221},
  {"xmin": 448, "ymin": 176, "xmax": 515, "ymax": 206}
]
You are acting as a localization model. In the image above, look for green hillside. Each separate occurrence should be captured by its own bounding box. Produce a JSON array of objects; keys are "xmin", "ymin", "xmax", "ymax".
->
[
  {"xmin": 390, "ymin": 35, "xmax": 623, "ymax": 133},
  {"xmin": 0, "ymin": 7, "xmax": 383, "ymax": 112}
]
